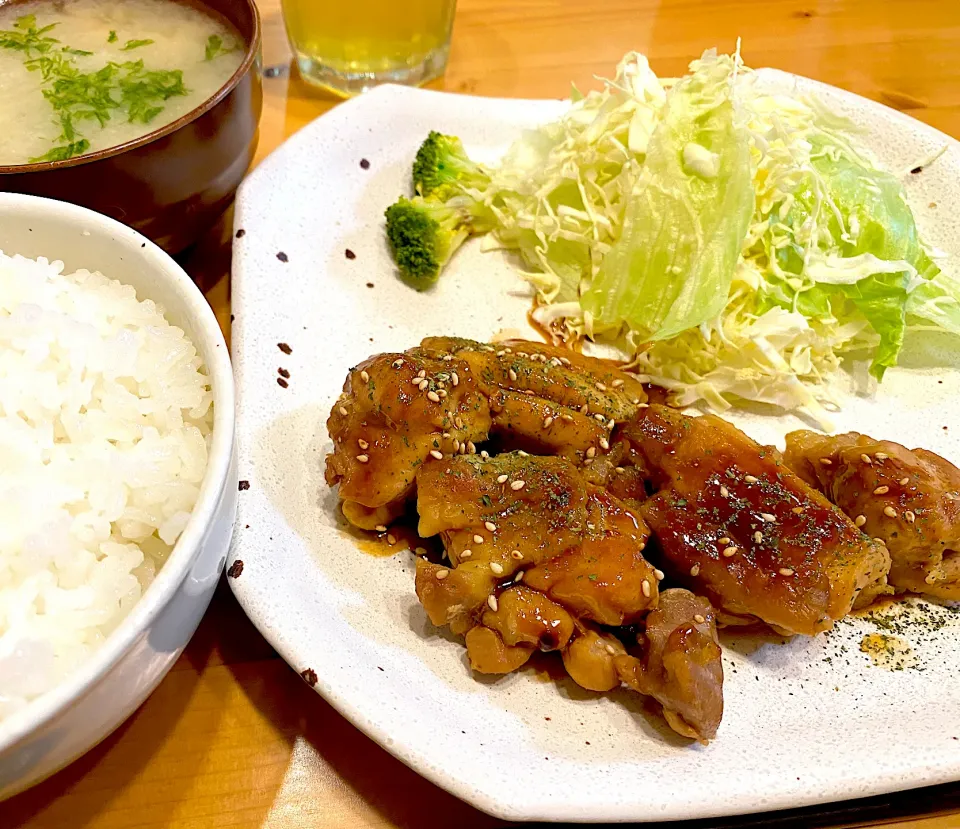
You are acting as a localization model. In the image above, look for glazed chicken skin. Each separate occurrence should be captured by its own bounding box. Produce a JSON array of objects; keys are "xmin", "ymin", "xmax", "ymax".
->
[
  {"xmin": 784, "ymin": 431, "xmax": 960, "ymax": 600},
  {"xmin": 623, "ymin": 406, "xmax": 891, "ymax": 636},
  {"xmin": 413, "ymin": 452, "xmax": 723, "ymax": 742},
  {"xmin": 326, "ymin": 337, "xmax": 647, "ymax": 529},
  {"xmin": 414, "ymin": 452, "xmax": 660, "ymax": 636},
  {"xmin": 325, "ymin": 350, "xmax": 491, "ymax": 529}
]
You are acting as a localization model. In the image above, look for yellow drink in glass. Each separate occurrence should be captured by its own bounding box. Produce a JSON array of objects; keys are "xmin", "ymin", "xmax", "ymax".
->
[{"xmin": 281, "ymin": 0, "xmax": 457, "ymax": 97}]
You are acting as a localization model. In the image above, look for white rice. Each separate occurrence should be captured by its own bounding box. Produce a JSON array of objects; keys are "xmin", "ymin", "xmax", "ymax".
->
[{"xmin": 0, "ymin": 252, "xmax": 213, "ymax": 719}]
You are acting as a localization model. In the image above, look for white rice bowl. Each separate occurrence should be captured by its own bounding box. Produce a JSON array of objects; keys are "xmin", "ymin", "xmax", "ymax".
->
[{"xmin": 0, "ymin": 251, "xmax": 213, "ymax": 719}]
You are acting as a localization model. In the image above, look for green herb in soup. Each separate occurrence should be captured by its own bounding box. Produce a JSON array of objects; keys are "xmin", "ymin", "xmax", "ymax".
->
[{"xmin": 0, "ymin": 0, "xmax": 244, "ymax": 165}]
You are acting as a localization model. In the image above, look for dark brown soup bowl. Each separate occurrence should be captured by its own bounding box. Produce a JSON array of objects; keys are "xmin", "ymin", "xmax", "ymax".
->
[{"xmin": 0, "ymin": 0, "xmax": 262, "ymax": 254}]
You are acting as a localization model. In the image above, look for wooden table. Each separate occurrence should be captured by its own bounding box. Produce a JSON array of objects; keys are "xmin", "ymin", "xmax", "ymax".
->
[{"xmin": 5, "ymin": 1, "xmax": 960, "ymax": 826}]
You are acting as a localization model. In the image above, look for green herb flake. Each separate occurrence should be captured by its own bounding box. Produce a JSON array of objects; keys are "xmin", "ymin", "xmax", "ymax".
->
[
  {"xmin": 121, "ymin": 38, "xmax": 154, "ymax": 51},
  {"xmin": 204, "ymin": 33, "xmax": 238, "ymax": 61},
  {"xmin": 107, "ymin": 30, "xmax": 117, "ymax": 43},
  {"xmin": 29, "ymin": 138, "xmax": 90, "ymax": 163}
]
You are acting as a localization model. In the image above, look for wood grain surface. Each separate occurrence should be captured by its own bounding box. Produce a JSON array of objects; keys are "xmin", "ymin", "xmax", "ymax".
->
[{"xmin": 4, "ymin": 0, "xmax": 960, "ymax": 826}]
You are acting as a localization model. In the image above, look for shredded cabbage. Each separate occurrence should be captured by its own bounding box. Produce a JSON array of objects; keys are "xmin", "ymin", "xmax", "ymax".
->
[{"xmin": 464, "ymin": 48, "xmax": 955, "ymax": 426}]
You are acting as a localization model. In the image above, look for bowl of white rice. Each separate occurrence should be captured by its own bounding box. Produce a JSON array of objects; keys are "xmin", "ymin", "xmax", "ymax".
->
[{"xmin": 0, "ymin": 193, "xmax": 235, "ymax": 798}]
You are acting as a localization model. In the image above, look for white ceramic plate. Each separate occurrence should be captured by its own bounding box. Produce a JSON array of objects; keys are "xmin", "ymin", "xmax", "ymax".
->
[{"xmin": 229, "ymin": 75, "xmax": 960, "ymax": 823}]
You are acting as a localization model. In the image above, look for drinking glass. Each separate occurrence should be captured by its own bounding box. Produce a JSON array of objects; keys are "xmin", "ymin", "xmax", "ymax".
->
[{"xmin": 281, "ymin": 0, "xmax": 457, "ymax": 97}]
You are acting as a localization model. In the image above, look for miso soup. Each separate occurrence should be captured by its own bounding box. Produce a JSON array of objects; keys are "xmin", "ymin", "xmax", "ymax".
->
[{"xmin": 0, "ymin": 0, "xmax": 245, "ymax": 165}]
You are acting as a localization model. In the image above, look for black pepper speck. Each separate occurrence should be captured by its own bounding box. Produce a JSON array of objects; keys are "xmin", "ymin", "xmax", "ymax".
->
[
  {"xmin": 345, "ymin": 249, "xmax": 356, "ymax": 260},
  {"xmin": 276, "ymin": 251, "xmax": 288, "ymax": 262},
  {"xmin": 236, "ymin": 228, "xmax": 245, "ymax": 238},
  {"xmin": 360, "ymin": 158, "xmax": 370, "ymax": 169},
  {"xmin": 239, "ymin": 480, "xmax": 250, "ymax": 491}
]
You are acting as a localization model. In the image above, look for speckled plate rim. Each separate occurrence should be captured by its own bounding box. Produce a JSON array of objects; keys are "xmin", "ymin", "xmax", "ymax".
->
[{"xmin": 229, "ymin": 78, "xmax": 960, "ymax": 823}]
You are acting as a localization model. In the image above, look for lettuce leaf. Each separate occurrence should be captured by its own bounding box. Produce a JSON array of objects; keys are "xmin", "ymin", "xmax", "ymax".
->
[{"xmin": 581, "ymin": 52, "xmax": 754, "ymax": 341}]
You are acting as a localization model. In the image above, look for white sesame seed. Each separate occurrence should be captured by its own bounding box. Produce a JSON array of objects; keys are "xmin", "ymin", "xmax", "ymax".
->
[
  {"xmin": 437, "ymin": 389, "xmax": 448, "ymax": 399},
  {"xmin": 460, "ymin": 549, "xmax": 472, "ymax": 559},
  {"xmin": 596, "ymin": 382, "xmax": 607, "ymax": 391},
  {"xmin": 779, "ymin": 567, "xmax": 795, "ymax": 576},
  {"xmin": 855, "ymin": 514, "xmax": 867, "ymax": 527},
  {"xmin": 374, "ymin": 524, "xmax": 387, "ymax": 532},
  {"xmin": 508, "ymin": 369, "xmax": 518, "ymax": 382},
  {"xmin": 873, "ymin": 485, "xmax": 889, "ymax": 495},
  {"xmin": 392, "ymin": 359, "xmax": 403, "ymax": 368},
  {"xmin": 453, "ymin": 439, "xmax": 460, "ymax": 451},
  {"xmin": 690, "ymin": 564, "xmax": 701, "ymax": 577},
  {"xmin": 442, "ymin": 432, "xmax": 451, "ymax": 439},
  {"xmin": 722, "ymin": 546, "xmax": 738, "ymax": 558},
  {"xmin": 419, "ymin": 379, "xmax": 430, "ymax": 391},
  {"xmin": 417, "ymin": 369, "xmax": 426, "ymax": 379},
  {"xmin": 551, "ymin": 358, "xmax": 562, "ymax": 367},
  {"xmin": 900, "ymin": 477, "xmax": 910, "ymax": 486},
  {"xmin": 605, "ymin": 643, "xmax": 617, "ymax": 655},
  {"xmin": 753, "ymin": 531, "xmax": 763, "ymax": 543},
  {"xmin": 875, "ymin": 452, "xmax": 888, "ymax": 460},
  {"xmin": 356, "ymin": 454, "xmax": 369, "ymax": 463},
  {"xmin": 487, "ymin": 595, "xmax": 498, "ymax": 612},
  {"xmin": 761, "ymin": 513, "xmax": 776, "ymax": 523},
  {"xmin": 484, "ymin": 521, "xmax": 497, "ymax": 532},
  {"xmin": 580, "ymin": 404, "xmax": 589, "ymax": 414},
  {"xmin": 543, "ymin": 415, "xmax": 554, "ymax": 429},
  {"xmin": 339, "ymin": 407, "xmax": 348, "ymax": 416},
  {"xmin": 599, "ymin": 437, "xmax": 610, "ymax": 451},
  {"xmin": 819, "ymin": 457, "xmax": 833, "ymax": 466},
  {"xmin": 459, "ymin": 443, "xmax": 467, "ymax": 454},
  {"xmin": 495, "ymin": 350, "xmax": 506, "ymax": 357},
  {"xmin": 516, "ymin": 351, "xmax": 528, "ymax": 358},
  {"xmin": 496, "ymin": 474, "xmax": 509, "ymax": 484},
  {"xmin": 611, "ymin": 379, "xmax": 625, "ymax": 388},
  {"xmin": 481, "ymin": 345, "xmax": 495, "ymax": 353},
  {"xmin": 511, "ymin": 480, "xmax": 526, "ymax": 491},
  {"xmin": 631, "ymin": 397, "xmax": 641, "ymax": 405},
  {"xmin": 718, "ymin": 537, "xmax": 730, "ymax": 545},
  {"xmin": 745, "ymin": 475, "xmax": 758, "ymax": 484},
  {"xmin": 427, "ymin": 390, "xmax": 440, "ymax": 403},
  {"xmin": 429, "ymin": 449, "xmax": 443, "ymax": 460},
  {"xmin": 436, "ymin": 569, "xmax": 449, "ymax": 580},
  {"xmin": 455, "ymin": 416, "xmax": 463, "ymax": 429},
  {"xmin": 905, "ymin": 510, "xmax": 916, "ymax": 523},
  {"xmin": 387, "ymin": 533, "xmax": 397, "ymax": 545},
  {"xmin": 467, "ymin": 441, "xmax": 477, "ymax": 454},
  {"xmin": 358, "ymin": 438, "xmax": 369, "ymax": 449},
  {"xmin": 694, "ymin": 614, "xmax": 706, "ymax": 624},
  {"xmin": 490, "ymin": 562, "xmax": 503, "ymax": 575},
  {"xmin": 606, "ymin": 418, "xmax": 616, "ymax": 430},
  {"xmin": 451, "ymin": 372, "xmax": 459, "ymax": 387},
  {"xmin": 514, "ymin": 570, "xmax": 524, "ymax": 582},
  {"xmin": 883, "ymin": 506, "xmax": 898, "ymax": 518},
  {"xmin": 861, "ymin": 454, "xmax": 872, "ymax": 464},
  {"xmin": 720, "ymin": 486, "xmax": 729, "ymax": 498},
  {"xmin": 472, "ymin": 534, "xmax": 484, "ymax": 545},
  {"xmin": 583, "ymin": 459, "xmax": 593, "ymax": 466},
  {"xmin": 510, "ymin": 550, "xmax": 523, "ymax": 560},
  {"xmin": 594, "ymin": 413, "xmax": 606, "ymax": 422},
  {"xmin": 615, "ymin": 466, "xmax": 625, "ymax": 473},
  {"xmin": 641, "ymin": 579, "xmax": 651, "ymax": 597},
  {"xmin": 410, "ymin": 377, "xmax": 423, "ymax": 386},
  {"xmin": 561, "ymin": 357, "xmax": 572, "ymax": 367},
  {"xmin": 586, "ymin": 447, "xmax": 596, "ymax": 459},
  {"xmin": 517, "ymin": 450, "xmax": 529, "ymax": 457},
  {"xmin": 654, "ymin": 568, "xmax": 665, "ymax": 581},
  {"xmin": 443, "ymin": 354, "xmax": 453, "ymax": 361}
]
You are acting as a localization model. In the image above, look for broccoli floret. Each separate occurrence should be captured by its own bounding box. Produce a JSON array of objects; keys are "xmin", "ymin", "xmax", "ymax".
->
[
  {"xmin": 385, "ymin": 195, "xmax": 494, "ymax": 287},
  {"xmin": 412, "ymin": 131, "xmax": 491, "ymax": 199}
]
